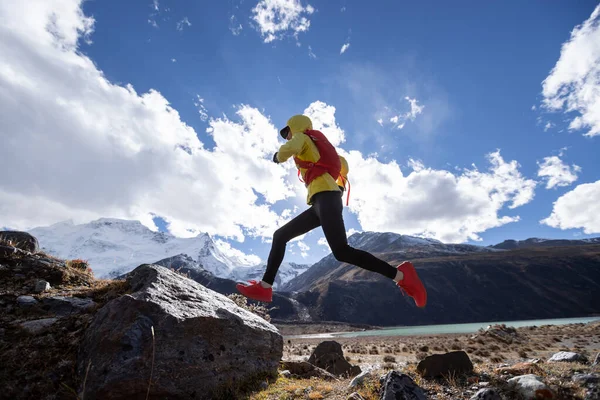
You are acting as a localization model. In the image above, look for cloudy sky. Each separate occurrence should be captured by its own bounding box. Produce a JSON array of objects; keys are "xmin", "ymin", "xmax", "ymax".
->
[{"xmin": 1, "ymin": 0, "xmax": 599, "ymax": 265}]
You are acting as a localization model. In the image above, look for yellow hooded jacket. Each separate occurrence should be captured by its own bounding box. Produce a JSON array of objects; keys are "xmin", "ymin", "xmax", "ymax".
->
[{"xmin": 276, "ymin": 115, "xmax": 349, "ymax": 205}]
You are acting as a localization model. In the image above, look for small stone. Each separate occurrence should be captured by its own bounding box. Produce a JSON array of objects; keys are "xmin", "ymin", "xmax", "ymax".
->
[
  {"xmin": 17, "ymin": 295, "xmax": 38, "ymax": 307},
  {"xmin": 259, "ymin": 381, "xmax": 268, "ymax": 390},
  {"xmin": 573, "ymin": 374, "xmax": 599, "ymax": 385},
  {"xmin": 479, "ymin": 382, "xmax": 490, "ymax": 387},
  {"xmin": 279, "ymin": 370, "xmax": 291, "ymax": 378},
  {"xmin": 549, "ymin": 351, "xmax": 587, "ymax": 363},
  {"xmin": 42, "ymin": 296, "xmax": 96, "ymax": 316},
  {"xmin": 19, "ymin": 318, "xmax": 58, "ymax": 334},
  {"xmin": 508, "ymin": 374, "xmax": 553, "ymax": 399},
  {"xmin": 349, "ymin": 369, "xmax": 372, "ymax": 388},
  {"xmin": 33, "ymin": 280, "xmax": 51, "ymax": 293},
  {"xmin": 470, "ymin": 388, "xmax": 502, "ymax": 400},
  {"xmin": 347, "ymin": 393, "xmax": 366, "ymax": 400},
  {"xmin": 380, "ymin": 371, "xmax": 427, "ymax": 400}
]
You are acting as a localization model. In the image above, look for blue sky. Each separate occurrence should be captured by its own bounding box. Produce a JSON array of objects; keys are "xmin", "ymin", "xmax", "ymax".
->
[{"xmin": 1, "ymin": 0, "xmax": 599, "ymax": 266}]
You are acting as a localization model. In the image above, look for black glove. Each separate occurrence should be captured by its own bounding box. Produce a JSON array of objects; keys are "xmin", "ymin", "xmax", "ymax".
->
[{"xmin": 272, "ymin": 152, "xmax": 280, "ymax": 164}]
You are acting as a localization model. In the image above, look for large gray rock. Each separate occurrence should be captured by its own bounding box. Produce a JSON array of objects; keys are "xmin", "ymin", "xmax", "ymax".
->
[
  {"xmin": 379, "ymin": 371, "xmax": 427, "ymax": 400},
  {"xmin": 0, "ymin": 231, "xmax": 39, "ymax": 253},
  {"xmin": 42, "ymin": 296, "xmax": 95, "ymax": 316},
  {"xmin": 507, "ymin": 374, "xmax": 552, "ymax": 399},
  {"xmin": 417, "ymin": 350, "xmax": 474, "ymax": 378},
  {"xmin": 470, "ymin": 388, "xmax": 503, "ymax": 400},
  {"xmin": 307, "ymin": 340, "xmax": 361, "ymax": 377},
  {"xmin": 77, "ymin": 264, "xmax": 283, "ymax": 400},
  {"xmin": 549, "ymin": 351, "xmax": 588, "ymax": 363}
]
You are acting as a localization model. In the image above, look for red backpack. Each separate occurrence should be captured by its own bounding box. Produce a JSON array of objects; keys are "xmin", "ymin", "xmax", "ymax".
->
[{"xmin": 294, "ymin": 130, "xmax": 351, "ymax": 205}]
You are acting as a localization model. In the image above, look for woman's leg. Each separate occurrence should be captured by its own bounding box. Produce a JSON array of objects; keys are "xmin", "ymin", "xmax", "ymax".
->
[
  {"xmin": 262, "ymin": 206, "xmax": 321, "ymax": 285},
  {"xmin": 313, "ymin": 191, "xmax": 397, "ymax": 280}
]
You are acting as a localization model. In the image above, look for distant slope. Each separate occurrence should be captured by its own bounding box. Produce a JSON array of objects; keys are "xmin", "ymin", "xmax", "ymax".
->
[
  {"xmin": 292, "ymin": 244, "xmax": 600, "ymax": 326},
  {"xmin": 491, "ymin": 237, "xmax": 600, "ymax": 250}
]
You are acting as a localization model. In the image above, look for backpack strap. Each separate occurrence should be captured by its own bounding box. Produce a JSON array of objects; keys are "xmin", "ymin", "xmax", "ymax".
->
[{"xmin": 339, "ymin": 175, "xmax": 351, "ymax": 206}]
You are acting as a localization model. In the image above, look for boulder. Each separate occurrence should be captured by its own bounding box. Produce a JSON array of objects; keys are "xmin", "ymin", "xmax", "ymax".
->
[
  {"xmin": 307, "ymin": 340, "xmax": 361, "ymax": 377},
  {"xmin": 42, "ymin": 296, "xmax": 96, "ymax": 316},
  {"xmin": 77, "ymin": 264, "xmax": 283, "ymax": 400},
  {"xmin": 470, "ymin": 388, "xmax": 503, "ymax": 400},
  {"xmin": 417, "ymin": 350, "xmax": 474, "ymax": 378},
  {"xmin": 279, "ymin": 360, "xmax": 337, "ymax": 381},
  {"xmin": 507, "ymin": 374, "xmax": 553, "ymax": 399},
  {"xmin": 379, "ymin": 371, "xmax": 427, "ymax": 400},
  {"xmin": 0, "ymin": 231, "xmax": 39, "ymax": 253},
  {"xmin": 548, "ymin": 351, "xmax": 587, "ymax": 363}
]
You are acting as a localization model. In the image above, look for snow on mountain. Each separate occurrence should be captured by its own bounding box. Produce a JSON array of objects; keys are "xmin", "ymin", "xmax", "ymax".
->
[
  {"xmin": 27, "ymin": 218, "xmax": 261, "ymax": 279},
  {"xmin": 235, "ymin": 262, "xmax": 311, "ymax": 290}
]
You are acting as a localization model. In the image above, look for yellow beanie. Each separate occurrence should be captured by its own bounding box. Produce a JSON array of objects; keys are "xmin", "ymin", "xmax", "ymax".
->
[{"xmin": 287, "ymin": 115, "xmax": 313, "ymax": 134}]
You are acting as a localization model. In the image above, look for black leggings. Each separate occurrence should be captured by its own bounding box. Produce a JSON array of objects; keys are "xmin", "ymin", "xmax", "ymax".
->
[{"xmin": 262, "ymin": 191, "xmax": 397, "ymax": 285}]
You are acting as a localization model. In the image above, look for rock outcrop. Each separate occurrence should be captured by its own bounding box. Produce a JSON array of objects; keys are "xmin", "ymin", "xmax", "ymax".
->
[
  {"xmin": 416, "ymin": 350, "xmax": 474, "ymax": 378},
  {"xmin": 0, "ymin": 231, "xmax": 39, "ymax": 253},
  {"xmin": 77, "ymin": 264, "xmax": 283, "ymax": 399}
]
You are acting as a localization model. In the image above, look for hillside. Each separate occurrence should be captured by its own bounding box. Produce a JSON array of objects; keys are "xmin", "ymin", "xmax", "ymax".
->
[{"xmin": 292, "ymin": 245, "xmax": 600, "ymax": 326}]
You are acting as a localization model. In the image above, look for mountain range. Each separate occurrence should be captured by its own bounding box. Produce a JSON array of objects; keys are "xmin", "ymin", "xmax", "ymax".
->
[
  {"xmin": 24, "ymin": 218, "xmax": 600, "ymax": 326},
  {"xmin": 28, "ymin": 218, "xmax": 309, "ymax": 289}
]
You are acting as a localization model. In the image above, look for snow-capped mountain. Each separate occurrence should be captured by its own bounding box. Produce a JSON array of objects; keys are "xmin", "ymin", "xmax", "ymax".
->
[
  {"xmin": 26, "ymin": 218, "xmax": 266, "ymax": 279},
  {"xmin": 235, "ymin": 262, "xmax": 311, "ymax": 290}
]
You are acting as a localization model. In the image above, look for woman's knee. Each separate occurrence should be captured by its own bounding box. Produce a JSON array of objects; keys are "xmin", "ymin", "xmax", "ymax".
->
[
  {"xmin": 331, "ymin": 244, "xmax": 353, "ymax": 262},
  {"xmin": 273, "ymin": 227, "xmax": 291, "ymax": 245}
]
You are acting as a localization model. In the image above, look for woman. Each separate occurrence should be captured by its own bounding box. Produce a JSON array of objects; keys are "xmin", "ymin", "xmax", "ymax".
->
[{"xmin": 236, "ymin": 114, "xmax": 427, "ymax": 308}]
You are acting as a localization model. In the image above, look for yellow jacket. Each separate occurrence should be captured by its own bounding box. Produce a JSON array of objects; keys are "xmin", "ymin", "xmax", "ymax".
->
[{"xmin": 276, "ymin": 115, "xmax": 349, "ymax": 205}]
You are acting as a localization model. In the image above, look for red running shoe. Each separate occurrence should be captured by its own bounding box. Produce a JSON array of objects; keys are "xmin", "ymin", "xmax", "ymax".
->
[
  {"xmin": 397, "ymin": 261, "xmax": 427, "ymax": 308},
  {"xmin": 236, "ymin": 280, "xmax": 273, "ymax": 303}
]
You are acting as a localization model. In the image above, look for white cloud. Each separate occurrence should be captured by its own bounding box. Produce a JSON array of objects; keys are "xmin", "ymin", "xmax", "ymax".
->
[
  {"xmin": 229, "ymin": 15, "xmax": 243, "ymax": 36},
  {"xmin": 541, "ymin": 5, "xmax": 600, "ymax": 137},
  {"xmin": 303, "ymin": 101, "xmax": 346, "ymax": 146},
  {"xmin": 385, "ymin": 97, "xmax": 424, "ymax": 129},
  {"xmin": 251, "ymin": 0, "xmax": 314, "ymax": 43},
  {"xmin": 308, "ymin": 45, "xmax": 316, "ymax": 59},
  {"xmin": 194, "ymin": 95, "xmax": 209, "ymax": 121},
  {"xmin": 171, "ymin": 58, "xmax": 177, "ymax": 63},
  {"xmin": 317, "ymin": 237, "xmax": 328, "ymax": 247},
  {"xmin": 377, "ymin": 118, "xmax": 383, "ymax": 126},
  {"xmin": 544, "ymin": 121, "xmax": 554, "ymax": 131},
  {"xmin": 153, "ymin": 0, "xmax": 159, "ymax": 11},
  {"xmin": 342, "ymin": 149, "xmax": 537, "ymax": 243},
  {"xmin": 340, "ymin": 43, "xmax": 350, "ymax": 54},
  {"xmin": 215, "ymin": 239, "xmax": 262, "ymax": 265},
  {"xmin": 537, "ymin": 155, "xmax": 581, "ymax": 189},
  {"xmin": 148, "ymin": 19, "xmax": 158, "ymax": 28},
  {"xmin": 297, "ymin": 240, "xmax": 310, "ymax": 257},
  {"xmin": 0, "ymin": 0, "xmax": 299, "ymax": 242},
  {"xmin": 542, "ymin": 180, "xmax": 600, "ymax": 234},
  {"xmin": 341, "ymin": 7, "xmax": 346, "ymax": 12},
  {"xmin": 176, "ymin": 17, "xmax": 191, "ymax": 31},
  {"xmin": 346, "ymin": 228, "xmax": 360, "ymax": 237}
]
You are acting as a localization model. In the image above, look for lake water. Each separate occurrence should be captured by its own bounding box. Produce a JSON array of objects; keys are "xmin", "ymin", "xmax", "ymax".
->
[{"xmin": 286, "ymin": 316, "xmax": 600, "ymax": 339}]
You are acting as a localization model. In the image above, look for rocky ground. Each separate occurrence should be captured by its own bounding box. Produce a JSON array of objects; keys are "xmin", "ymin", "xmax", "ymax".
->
[
  {"xmin": 1, "ymin": 231, "xmax": 599, "ymax": 400},
  {"xmin": 258, "ymin": 322, "xmax": 600, "ymax": 399}
]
